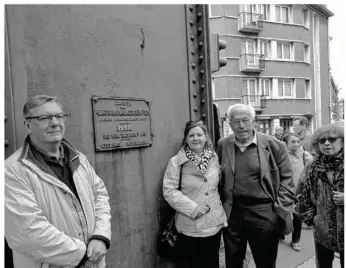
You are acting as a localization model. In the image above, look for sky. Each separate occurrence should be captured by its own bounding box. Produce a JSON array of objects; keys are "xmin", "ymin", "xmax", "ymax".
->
[{"xmin": 327, "ymin": 2, "xmax": 346, "ymax": 99}]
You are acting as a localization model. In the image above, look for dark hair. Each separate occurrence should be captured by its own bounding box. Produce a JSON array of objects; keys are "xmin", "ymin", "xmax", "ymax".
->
[
  {"xmin": 282, "ymin": 132, "xmax": 300, "ymax": 145},
  {"xmin": 23, "ymin": 95, "xmax": 62, "ymax": 118},
  {"xmin": 310, "ymin": 124, "xmax": 344, "ymax": 153},
  {"xmin": 181, "ymin": 120, "xmax": 214, "ymax": 150},
  {"xmin": 293, "ymin": 116, "xmax": 309, "ymax": 127}
]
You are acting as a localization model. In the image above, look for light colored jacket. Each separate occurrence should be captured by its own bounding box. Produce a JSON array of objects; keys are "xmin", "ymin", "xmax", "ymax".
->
[
  {"xmin": 163, "ymin": 148, "xmax": 227, "ymax": 236},
  {"xmin": 288, "ymin": 147, "xmax": 313, "ymax": 193},
  {"xmin": 5, "ymin": 138, "xmax": 111, "ymax": 268}
]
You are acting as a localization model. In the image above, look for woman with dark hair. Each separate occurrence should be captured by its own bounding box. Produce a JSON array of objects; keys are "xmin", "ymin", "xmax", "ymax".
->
[
  {"xmin": 163, "ymin": 120, "xmax": 227, "ymax": 268},
  {"xmin": 295, "ymin": 123, "xmax": 344, "ymax": 268}
]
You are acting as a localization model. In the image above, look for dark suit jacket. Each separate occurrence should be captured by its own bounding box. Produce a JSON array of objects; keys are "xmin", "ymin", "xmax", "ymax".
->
[{"xmin": 217, "ymin": 132, "xmax": 295, "ymax": 234}]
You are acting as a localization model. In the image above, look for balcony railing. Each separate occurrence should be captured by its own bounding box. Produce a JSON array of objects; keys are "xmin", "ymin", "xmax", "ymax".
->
[
  {"xmin": 240, "ymin": 54, "xmax": 265, "ymax": 73},
  {"xmin": 238, "ymin": 12, "xmax": 263, "ymax": 33},
  {"xmin": 242, "ymin": 94, "xmax": 267, "ymax": 110}
]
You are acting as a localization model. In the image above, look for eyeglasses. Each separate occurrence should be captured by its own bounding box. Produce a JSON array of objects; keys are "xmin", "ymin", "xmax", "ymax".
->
[
  {"xmin": 25, "ymin": 113, "xmax": 69, "ymax": 123},
  {"xmin": 318, "ymin": 137, "xmax": 340, "ymax": 145},
  {"xmin": 232, "ymin": 118, "xmax": 251, "ymax": 126}
]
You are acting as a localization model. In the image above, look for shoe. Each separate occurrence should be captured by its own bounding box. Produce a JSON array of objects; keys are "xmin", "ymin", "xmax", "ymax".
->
[{"xmin": 291, "ymin": 242, "xmax": 301, "ymax": 251}]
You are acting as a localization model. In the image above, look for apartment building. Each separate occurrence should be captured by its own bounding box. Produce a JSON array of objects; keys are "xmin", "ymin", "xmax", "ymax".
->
[{"xmin": 209, "ymin": 4, "xmax": 333, "ymax": 136}]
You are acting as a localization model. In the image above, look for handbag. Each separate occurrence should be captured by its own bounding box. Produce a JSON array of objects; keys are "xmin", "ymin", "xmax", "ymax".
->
[{"xmin": 157, "ymin": 164, "xmax": 183, "ymax": 258}]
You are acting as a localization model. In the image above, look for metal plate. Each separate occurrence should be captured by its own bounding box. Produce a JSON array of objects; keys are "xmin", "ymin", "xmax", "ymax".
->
[{"xmin": 92, "ymin": 96, "xmax": 152, "ymax": 151}]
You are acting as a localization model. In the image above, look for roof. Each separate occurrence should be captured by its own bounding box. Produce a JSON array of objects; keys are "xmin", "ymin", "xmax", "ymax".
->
[{"xmin": 306, "ymin": 5, "xmax": 334, "ymax": 18}]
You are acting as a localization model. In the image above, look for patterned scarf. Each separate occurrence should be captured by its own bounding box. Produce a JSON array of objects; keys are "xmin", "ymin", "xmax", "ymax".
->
[
  {"xmin": 185, "ymin": 146, "xmax": 213, "ymax": 174},
  {"xmin": 315, "ymin": 147, "xmax": 344, "ymax": 173}
]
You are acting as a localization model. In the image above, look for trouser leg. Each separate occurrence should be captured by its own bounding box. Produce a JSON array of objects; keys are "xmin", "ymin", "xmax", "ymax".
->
[
  {"xmin": 314, "ymin": 240, "xmax": 334, "ymax": 268},
  {"xmin": 244, "ymin": 203, "xmax": 282, "ymax": 268},
  {"xmin": 179, "ymin": 231, "xmax": 221, "ymax": 268},
  {"xmin": 291, "ymin": 213, "xmax": 302, "ymax": 243},
  {"xmin": 340, "ymin": 251, "xmax": 344, "ymax": 268},
  {"xmin": 223, "ymin": 206, "xmax": 247, "ymax": 268}
]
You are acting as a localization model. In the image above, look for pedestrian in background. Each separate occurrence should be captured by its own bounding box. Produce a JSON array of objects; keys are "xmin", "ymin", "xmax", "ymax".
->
[
  {"xmin": 295, "ymin": 123, "xmax": 344, "ymax": 268},
  {"xmin": 163, "ymin": 120, "xmax": 227, "ymax": 268},
  {"xmin": 5, "ymin": 95, "xmax": 111, "ymax": 268},
  {"xmin": 218, "ymin": 104, "xmax": 295, "ymax": 268},
  {"xmin": 273, "ymin": 126, "xmax": 284, "ymax": 141},
  {"xmin": 292, "ymin": 116, "xmax": 316, "ymax": 157},
  {"xmin": 282, "ymin": 132, "xmax": 313, "ymax": 251}
]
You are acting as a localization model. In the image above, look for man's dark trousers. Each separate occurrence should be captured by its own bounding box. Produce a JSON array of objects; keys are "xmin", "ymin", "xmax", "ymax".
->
[{"xmin": 223, "ymin": 200, "xmax": 283, "ymax": 268}]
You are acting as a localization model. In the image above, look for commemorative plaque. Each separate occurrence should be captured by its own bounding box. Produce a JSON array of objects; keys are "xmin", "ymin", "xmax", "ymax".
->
[{"xmin": 92, "ymin": 96, "xmax": 152, "ymax": 151}]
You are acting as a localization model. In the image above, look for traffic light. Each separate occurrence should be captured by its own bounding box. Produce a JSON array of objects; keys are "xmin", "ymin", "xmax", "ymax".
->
[{"xmin": 209, "ymin": 33, "xmax": 227, "ymax": 73}]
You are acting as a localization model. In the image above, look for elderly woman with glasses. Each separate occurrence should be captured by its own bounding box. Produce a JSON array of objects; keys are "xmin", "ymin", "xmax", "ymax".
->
[
  {"xmin": 163, "ymin": 121, "xmax": 227, "ymax": 268},
  {"xmin": 295, "ymin": 123, "xmax": 344, "ymax": 268}
]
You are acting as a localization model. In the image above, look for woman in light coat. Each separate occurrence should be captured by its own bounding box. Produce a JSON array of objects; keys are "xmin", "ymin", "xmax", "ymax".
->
[{"xmin": 163, "ymin": 121, "xmax": 227, "ymax": 268}]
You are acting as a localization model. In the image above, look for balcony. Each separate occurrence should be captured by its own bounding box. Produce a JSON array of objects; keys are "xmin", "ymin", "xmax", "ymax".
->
[
  {"xmin": 242, "ymin": 94, "xmax": 267, "ymax": 110},
  {"xmin": 240, "ymin": 54, "xmax": 265, "ymax": 73},
  {"xmin": 238, "ymin": 12, "xmax": 263, "ymax": 33}
]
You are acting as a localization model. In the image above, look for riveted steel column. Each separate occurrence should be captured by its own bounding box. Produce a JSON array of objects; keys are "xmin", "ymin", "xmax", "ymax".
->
[{"xmin": 185, "ymin": 4, "xmax": 214, "ymax": 141}]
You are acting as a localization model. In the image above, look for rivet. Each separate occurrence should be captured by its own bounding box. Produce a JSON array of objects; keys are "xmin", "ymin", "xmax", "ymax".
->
[
  {"xmin": 191, "ymin": 63, "xmax": 196, "ymax": 69},
  {"xmin": 189, "ymin": 20, "xmax": 194, "ymax": 26},
  {"xmin": 190, "ymin": 35, "xmax": 195, "ymax": 41},
  {"xmin": 191, "ymin": 51, "xmax": 195, "ymax": 55},
  {"xmin": 201, "ymin": 99, "xmax": 206, "ymax": 104},
  {"xmin": 5, "ymin": 115, "xmax": 8, "ymax": 122},
  {"xmin": 197, "ymin": 27, "xmax": 203, "ymax": 33},
  {"xmin": 193, "ymin": 93, "xmax": 197, "ymax": 98},
  {"xmin": 200, "ymin": 70, "xmax": 205, "ymax": 75},
  {"xmin": 189, "ymin": 6, "xmax": 193, "ymax": 11},
  {"xmin": 193, "ymin": 107, "xmax": 198, "ymax": 112},
  {"xmin": 198, "ymin": 42, "xmax": 203, "ymax": 48},
  {"xmin": 199, "ymin": 55, "xmax": 204, "ymax": 61},
  {"xmin": 201, "ymin": 84, "xmax": 205, "ymax": 89},
  {"xmin": 5, "ymin": 140, "xmax": 9, "ymax": 147},
  {"xmin": 202, "ymin": 113, "xmax": 206, "ymax": 118},
  {"xmin": 197, "ymin": 13, "xmax": 202, "ymax": 18},
  {"xmin": 192, "ymin": 78, "xmax": 196, "ymax": 84}
]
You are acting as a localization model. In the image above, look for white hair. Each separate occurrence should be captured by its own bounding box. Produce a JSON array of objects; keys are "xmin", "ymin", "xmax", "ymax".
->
[{"xmin": 226, "ymin": 104, "xmax": 255, "ymax": 120}]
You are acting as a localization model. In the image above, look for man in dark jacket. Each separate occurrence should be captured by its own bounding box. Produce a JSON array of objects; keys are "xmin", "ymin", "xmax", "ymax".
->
[{"xmin": 218, "ymin": 104, "xmax": 295, "ymax": 268}]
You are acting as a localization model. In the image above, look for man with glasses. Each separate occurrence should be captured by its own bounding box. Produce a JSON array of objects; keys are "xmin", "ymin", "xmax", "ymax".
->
[
  {"xmin": 217, "ymin": 104, "xmax": 295, "ymax": 268},
  {"xmin": 292, "ymin": 116, "xmax": 316, "ymax": 158},
  {"xmin": 5, "ymin": 95, "xmax": 111, "ymax": 268}
]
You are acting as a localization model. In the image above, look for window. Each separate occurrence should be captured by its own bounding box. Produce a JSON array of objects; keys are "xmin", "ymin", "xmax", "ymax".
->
[
  {"xmin": 260, "ymin": 41, "xmax": 270, "ymax": 59},
  {"xmin": 305, "ymin": 79, "xmax": 311, "ymax": 98},
  {"xmin": 258, "ymin": 120, "xmax": 272, "ymax": 135},
  {"xmin": 258, "ymin": 4, "xmax": 270, "ymax": 20},
  {"xmin": 278, "ymin": 79, "xmax": 293, "ymax": 97},
  {"xmin": 261, "ymin": 79, "xmax": 271, "ymax": 96},
  {"xmin": 302, "ymin": 8, "xmax": 309, "ymax": 27},
  {"xmin": 276, "ymin": 5, "xmax": 290, "ymax": 23},
  {"xmin": 280, "ymin": 119, "xmax": 292, "ymax": 132},
  {"xmin": 241, "ymin": 40, "xmax": 256, "ymax": 64},
  {"xmin": 277, "ymin": 43, "xmax": 292, "ymax": 60},
  {"xmin": 244, "ymin": 79, "xmax": 257, "ymax": 102},
  {"xmin": 304, "ymin": 44, "xmax": 310, "ymax": 63}
]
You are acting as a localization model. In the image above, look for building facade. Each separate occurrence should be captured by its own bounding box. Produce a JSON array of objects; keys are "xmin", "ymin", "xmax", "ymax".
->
[{"xmin": 209, "ymin": 4, "xmax": 333, "ymax": 136}]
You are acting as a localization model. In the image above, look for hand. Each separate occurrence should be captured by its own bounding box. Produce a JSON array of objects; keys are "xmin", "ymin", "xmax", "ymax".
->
[
  {"xmin": 332, "ymin": 191, "xmax": 344, "ymax": 206},
  {"xmin": 87, "ymin": 239, "xmax": 107, "ymax": 262},
  {"xmin": 196, "ymin": 205, "xmax": 210, "ymax": 218}
]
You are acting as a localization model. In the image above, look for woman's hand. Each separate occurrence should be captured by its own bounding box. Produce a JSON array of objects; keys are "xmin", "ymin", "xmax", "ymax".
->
[
  {"xmin": 196, "ymin": 205, "xmax": 211, "ymax": 218},
  {"xmin": 332, "ymin": 191, "xmax": 344, "ymax": 206}
]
